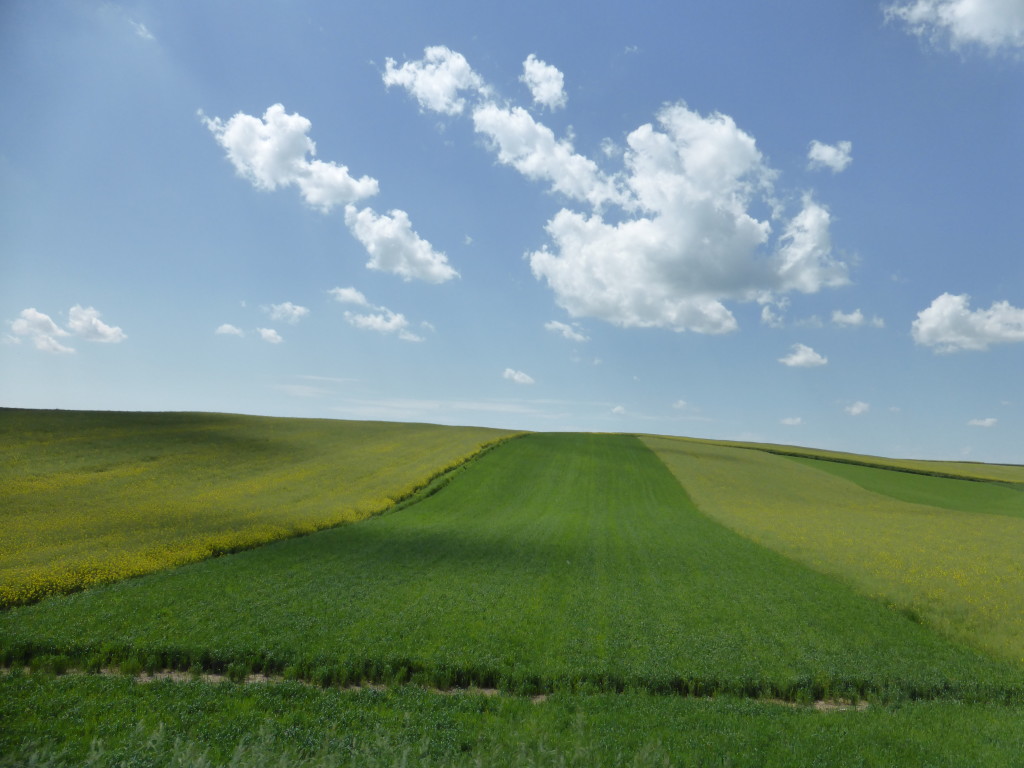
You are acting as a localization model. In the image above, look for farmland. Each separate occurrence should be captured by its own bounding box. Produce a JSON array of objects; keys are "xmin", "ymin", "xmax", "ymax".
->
[
  {"xmin": 0, "ymin": 408, "xmax": 514, "ymax": 607},
  {"xmin": 2, "ymin": 411, "xmax": 1024, "ymax": 766}
]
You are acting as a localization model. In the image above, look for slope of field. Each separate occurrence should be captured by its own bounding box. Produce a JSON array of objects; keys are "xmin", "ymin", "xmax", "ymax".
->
[
  {"xmin": 788, "ymin": 455, "xmax": 1024, "ymax": 519},
  {"xmin": 3, "ymin": 433, "xmax": 1019, "ymax": 702},
  {"xmin": 644, "ymin": 435, "xmax": 1024, "ymax": 663},
  {"xmin": 687, "ymin": 436, "xmax": 1024, "ymax": 484},
  {"xmin": 0, "ymin": 409, "xmax": 514, "ymax": 607}
]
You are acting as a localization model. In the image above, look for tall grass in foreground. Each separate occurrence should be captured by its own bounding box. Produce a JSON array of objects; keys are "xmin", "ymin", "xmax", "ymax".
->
[
  {"xmin": 0, "ymin": 409, "xmax": 515, "ymax": 608},
  {"xmin": 644, "ymin": 436, "xmax": 1024, "ymax": 664},
  {"xmin": 3, "ymin": 675, "xmax": 1024, "ymax": 768},
  {"xmin": 3, "ymin": 434, "xmax": 1019, "ymax": 701}
]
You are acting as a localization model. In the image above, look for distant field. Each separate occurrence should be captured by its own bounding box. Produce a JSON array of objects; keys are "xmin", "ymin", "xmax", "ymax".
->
[
  {"xmin": 644, "ymin": 435, "xmax": 1024, "ymax": 663},
  {"xmin": 3, "ymin": 433, "xmax": 1018, "ymax": 702},
  {"xmin": 690, "ymin": 436, "xmax": 1024, "ymax": 484},
  {"xmin": 0, "ymin": 409, "xmax": 514, "ymax": 607}
]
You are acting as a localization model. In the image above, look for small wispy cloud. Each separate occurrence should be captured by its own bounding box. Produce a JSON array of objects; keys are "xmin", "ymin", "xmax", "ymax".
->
[
  {"xmin": 215, "ymin": 324, "xmax": 244, "ymax": 337},
  {"xmin": 503, "ymin": 368, "xmax": 535, "ymax": 385},
  {"xmin": 781, "ymin": 417, "xmax": 803, "ymax": 426},
  {"xmin": 130, "ymin": 20, "xmax": 155, "ymax": 41},
  {"xmin": 845, "ymin": 401, "xmax": 870, "ymax": 416},
  {"xmin": 968, "ymin": 417, "xmax": 997, "ymax": 427},
  {"xmin": 545, "ymin": 320, "xmax": 588, "ymax": 342}
]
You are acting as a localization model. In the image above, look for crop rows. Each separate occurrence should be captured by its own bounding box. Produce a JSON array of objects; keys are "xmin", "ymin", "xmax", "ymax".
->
[
  {"xmin": 644, "ymin": 435, "xmax": 1024, "ymax": 663},
  {"xmin": 3, "ymin": 433, "xmax": 1020, "ymax": 702}
]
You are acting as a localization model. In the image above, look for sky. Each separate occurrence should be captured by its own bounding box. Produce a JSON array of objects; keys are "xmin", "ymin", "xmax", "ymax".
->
[{"xmin": 2, "ymin": 0, "xmax": 1023, "ymax": 463}]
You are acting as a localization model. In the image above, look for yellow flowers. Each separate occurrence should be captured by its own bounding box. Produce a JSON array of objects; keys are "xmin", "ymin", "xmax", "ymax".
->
[{"xmin": 0, "ymin": 410, "xmax": 519, "ymax": 608}]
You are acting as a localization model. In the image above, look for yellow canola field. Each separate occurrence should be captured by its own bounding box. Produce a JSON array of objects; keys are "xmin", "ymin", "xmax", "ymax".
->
[
  {"xmin": 1, "ymin": 410, "xmax": 517, "ymax": 607},
  {"xmin": 644, "ymin": 436, "xmax": 1024, "ymax": 664}
]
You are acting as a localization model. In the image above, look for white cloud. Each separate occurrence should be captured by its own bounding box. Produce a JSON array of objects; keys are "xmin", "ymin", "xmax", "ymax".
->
[
  {"xmin": 885, "ymin": 0, "xmax": 1024, "ymax": 54},
  {"xmin": 545, "ymin": 320, "xmax": 588, "ymax": 342},
  {"xmin": 387, "ymin": 50, "xmax": 849, "ymax": 334},
  {"xmin": 807, "ymin": 140, "xmax": 853, "ymax": 173},
  {"xmin": 257, "ymin": 328, "xmax": 283, "ymax": 344},
  {"xmin": 216, "ymin": 324, "xmax": 244, "ymax": 336},
  {"xmin": 611, "ymin": 405, "xmax": 626, "ymax": 415},
  {"xmin": 344, "ymin": 205, "xmax": 458, "ymax": 283},
  {"xmin": 201, "ymin": 104, "xmax": 379, "ymax": 213},
  {"xmin": 382, "ymin": 45, "xmax": 487, "ymax": 115},
  {"xmin": 332, "ymin": 288, "xmax": 424, "ymax": 342},
  {"xmin": 781, "ymin": 416, "xmax": 804, "ymax": 426},
  {"xmin": 67, "ymin": 305, "xmax": 126, "ymax": 343},
  {"xmin": 10, "ymin": 308, "xmax": 74, "ymax": 353},
  {"xmin": 912, "ymin": 293, "xmax": 1024, "ymax": 352},
  {"xmin": 328, "ymin": 287, "xmax": 370, "ymax": 306},
  {"xmin": 130, "ymin": 20, "xmax": 154, "ymax": 40},
  {"xmin": 832, "ymin": 308, "xmax": 865, "ymax": 326},
  {"xmin": 268, "ymin": 302, "xmax": 309, "ymax": 324},
  {"xmin": 845, "ymin": 401, "xmax": 870, "ymax": 416},
  {"xmin": 344, "ymin": 309, "xmax": 422, "ymax": 342},
  {"xmin": 968, "ymin": 417, "xmax": 998, "ymax": 427},
  {"xmin": 527, "ymin": 106, "xmax": 846, "ymax": 334},
  {"xmin": 503, "ymin": 368, "xmax": 535, "ymax": 385},
  {"xmin": 779, "ymin": 343, "xmax": 828, "ymax": 367},
  {"xmin": 761, "ymin": 300, "xmax": 788, "ymax": 328},
  {"xmin": 520, "ymin": 54, "xmax": 567, "ymax": 110},
  {"xmin": 472, "ymin": 102, "xmax": 626, "ymax": 209}
]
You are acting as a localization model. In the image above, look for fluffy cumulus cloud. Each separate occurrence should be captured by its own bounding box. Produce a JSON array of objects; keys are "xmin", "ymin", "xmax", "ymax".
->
[
  {"xmin": 807, "ymin": 140, "xmax": 853, "ymax": 173},
  {"xmin": 885, "ymin": 0, "xmax": 1024, "ymax": 53},
  {"xmin": 216, "ymin": 324, "xmax": 244, "ymax": 336},
  {"xmin": 545, "ymin": 320, "xmax": 588, "ymax": 342},
  {"xmin": 330, "ymin": 286, "xmax": 423, "ymax": 342},
  {"xmin": 66, "ymin": 305, "xmax": 127, "ymax": 343},
  {"xmin": 10, "ymin": 308, "xmax": 74, "ymax": 353},
  {"xmin": 344, "ymin": 206, "xmax": 458, "ymax": 284},
  {"xmin": 472, "ymin": 103, "xmax": 625, "ymax": 209},
  {"xmin": 201, "ymin": 104, "xmax": 379, "ymax": 213},
  {"xmin": 383, "ymin": 45, "xmax": 487, "ymax": 115},
  {"xmin": 832, "ymin": 308, "xmax": 865, "ymax": 326},
  {"xmin": 386, "ymin": 48, "xmax": 850, "ymax": 334},
  {"xmin": 779, "ymin": 343, "xmax": 828, "ymax": 367},
  {"xmin": 257, "ymin": 328, "xmax": 283, "ymax": 344},
  {"xmin": 520, "ymin": 54, "xmax": 567, "ymax": 110},
  {"xmin": 9, "ymin": 305, "xmax": 125, "ymax": 353},
  {"xmin": 912, "ymin": 293, "xmax": 1024, "ymax": 352},
  {"xmin": 503, "ymin": 368, "xmax": 535, "ymax": 385}
]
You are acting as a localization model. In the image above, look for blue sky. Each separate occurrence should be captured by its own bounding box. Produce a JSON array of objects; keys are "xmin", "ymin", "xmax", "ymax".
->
[{"xmin": 2, "ymin": 0, "xmax": 1023, "ymax": 463}]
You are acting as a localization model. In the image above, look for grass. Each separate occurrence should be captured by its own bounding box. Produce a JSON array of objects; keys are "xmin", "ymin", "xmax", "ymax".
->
[
  {"xmin": 644, "ymin": 435, "xmax": 1024, "ymax": 663},
  {"xmin": 787, "ymin": 455, "xmax": 1024, "ymax": 519},
  {"xmin": 3, "ymin": 674, "xmax": 1024, "ymax": 767},
  {"xmin": 0, "ymin": 408, "xmax": 514, "ymax": 607},
  {"xmin": 3, "ymin": 433, "xmax": 1020, "ymax": 701}
]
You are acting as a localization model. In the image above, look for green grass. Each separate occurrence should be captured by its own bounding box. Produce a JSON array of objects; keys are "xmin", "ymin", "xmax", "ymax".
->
[
  {"xmin": 681, "ymin": 435, "xmax": 1024, "ymax": 483},
  {"xmin": 3, "ymin": 675, "xmax": 1024, "ymax": 768},
  {"xmin": 644, "ymin": 435, "xmax": 1024, "ymax": 663},
  {"xmin": 0, "ymin": 408, "xmax": 514, "ymax": 607},
  {"xmin": 3, "ymin": 433, "xmax": 1020, "ymax": 701},
  {"xmin": 787, "ymin": 455, "xmax": 1024, "ymax": 519}
]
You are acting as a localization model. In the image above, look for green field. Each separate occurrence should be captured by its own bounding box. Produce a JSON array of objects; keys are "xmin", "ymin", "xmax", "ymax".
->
[{"xmin": 2, "ymin": 411, "xmax": 1023, "ymax": 766}]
